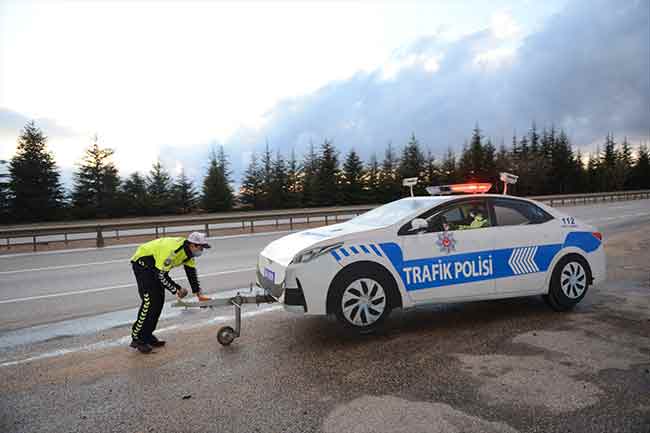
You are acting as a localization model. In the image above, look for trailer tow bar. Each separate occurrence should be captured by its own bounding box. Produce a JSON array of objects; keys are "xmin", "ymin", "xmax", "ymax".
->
[{"xmin": 172, "ymin": 287, "xmax": 278, "ymax": 346}]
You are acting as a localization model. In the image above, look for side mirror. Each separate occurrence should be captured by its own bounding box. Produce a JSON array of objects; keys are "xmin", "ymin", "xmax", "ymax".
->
[{"xmin": 410, "ymin": 218, "xmax": 428, "ymax": 232}]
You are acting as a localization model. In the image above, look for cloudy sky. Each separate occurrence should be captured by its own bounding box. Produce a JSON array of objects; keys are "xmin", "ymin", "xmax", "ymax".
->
[{"xmin": 0, "ymin": 0, "xmax": 648, "ymax": 186}]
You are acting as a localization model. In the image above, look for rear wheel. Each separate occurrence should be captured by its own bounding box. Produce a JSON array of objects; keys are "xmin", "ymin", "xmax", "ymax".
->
[
  {"xmin": 544, "ymin": 254, "xmax": 590, "ymax": 312},
  {"xmin": 332, "ymin": 272, "xmax": 394, "ymax": 333}
]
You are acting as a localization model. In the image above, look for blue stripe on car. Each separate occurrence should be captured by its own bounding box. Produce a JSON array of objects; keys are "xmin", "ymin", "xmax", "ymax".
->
[
  {"xmin": 350, "ymin": 246, "xmax": 359, "ymax": 254},
  {"xmin": 378, "ymin": 231, "xmax": 599, "ymax": 292},
  {"xmin": 360, "ymin": 245, "xmax": 370, "ymax": 254},
  {"xmin": 340, "ymin": 248, "xmax": 350, "ymax": 257},
  {"xmin": 331, "ymin": 250, "xmax": 341, "ymax": 261},
  {"xmin": 370, "ymin": 244, "xmax": 383, "ymax": 257}
]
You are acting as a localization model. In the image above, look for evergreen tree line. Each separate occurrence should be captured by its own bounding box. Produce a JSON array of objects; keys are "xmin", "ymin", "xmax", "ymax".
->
[
  {"xmin": 1, "ymin": 122, "xmax": 233, "ymax": 223},
  {"xmin": 239, "ymin": 125, "xmax": 650, "ymax": 210},
  {"xmin": 1, "ymin": 120, "xmax": 649, "ymax": 224}
]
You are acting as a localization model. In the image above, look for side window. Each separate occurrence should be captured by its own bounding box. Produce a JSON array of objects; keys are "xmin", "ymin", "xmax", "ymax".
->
[
  {"xmin": 493, "ymin": 199, "xmax": 553, "ymax": 226},
  {"xmin": 417, "ymin": 201, "xmax": 491, "ymax": 233}
]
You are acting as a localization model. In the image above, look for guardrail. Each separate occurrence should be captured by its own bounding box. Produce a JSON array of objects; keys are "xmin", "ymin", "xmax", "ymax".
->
[{"xmin": 1, "ymin": 190, "xmax": 648, "ymax": 251}]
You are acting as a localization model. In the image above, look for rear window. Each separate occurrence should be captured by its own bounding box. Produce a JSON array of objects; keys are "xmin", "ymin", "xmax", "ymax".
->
[{"xmin": 493, "ymin": 199, "xmax": 553, "ymax": 226}]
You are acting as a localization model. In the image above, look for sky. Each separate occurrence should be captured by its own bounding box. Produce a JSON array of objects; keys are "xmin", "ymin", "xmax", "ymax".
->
[{"xmin": 1, "ymin": 0, "xmax": 648, "ymax": 187}]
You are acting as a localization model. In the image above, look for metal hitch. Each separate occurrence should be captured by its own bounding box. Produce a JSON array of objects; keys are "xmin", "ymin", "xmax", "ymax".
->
[{"xmin": 172, "ymin": 286, "xmax": 278, "ymax": 346}]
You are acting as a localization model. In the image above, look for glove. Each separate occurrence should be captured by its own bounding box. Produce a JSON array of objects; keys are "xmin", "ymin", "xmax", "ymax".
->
[{"xmin": 176, "ymin": 288, "xmax": 189, "ymax": 299}]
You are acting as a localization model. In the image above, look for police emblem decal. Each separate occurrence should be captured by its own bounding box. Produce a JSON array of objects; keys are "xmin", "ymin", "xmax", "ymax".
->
[{"xmin": 436, "ymin": 231, "xmax": 456, "ymax": 254}]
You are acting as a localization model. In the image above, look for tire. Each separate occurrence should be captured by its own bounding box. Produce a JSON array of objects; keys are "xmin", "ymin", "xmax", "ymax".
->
[
  {"xmin": 544, "ymin": 254, "xmax": 591, "ymax": 312},
  {"xmin": 330, "ymin": 266, "xmax": 396, "ymax": 334},
  {"xmin": 217, "ymin": 326, "xmax": 236, "ymax": 346}
]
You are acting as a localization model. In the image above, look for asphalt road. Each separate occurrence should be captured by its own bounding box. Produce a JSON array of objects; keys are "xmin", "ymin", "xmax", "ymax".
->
[
  {"xmin": 0, "ymin": 199, "xmax": 648, "ymax": 433},
  {"xmin": 0, "ymin": 200, "xmax": 648, "ymax": 331}
]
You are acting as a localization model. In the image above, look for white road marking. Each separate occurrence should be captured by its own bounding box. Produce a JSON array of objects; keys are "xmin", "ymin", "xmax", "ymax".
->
[
  {"xmin": 0, "ymin": 259, "xmax": 126, "ymax": 275},
  {"xmin": 0, "ymin": 305, "xmax": 282, "ymax": 368},
  {"xmin": 0, "ymin": 267, "xmax": 256, "ymax": 304}
]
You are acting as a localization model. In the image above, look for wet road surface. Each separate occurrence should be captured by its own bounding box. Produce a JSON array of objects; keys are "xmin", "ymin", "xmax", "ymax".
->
[{"xmin": 0, "ymin": 199, "xmax": 648, "ymax": 432}]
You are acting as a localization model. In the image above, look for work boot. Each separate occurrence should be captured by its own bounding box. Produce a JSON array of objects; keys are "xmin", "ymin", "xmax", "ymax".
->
[
  {"xmin": 149, "ymin": 335, "xmax": 166, "ymax": 347},
  {"xmin": 195, "ymin": 292, "xmax": 211, "ymax": 302},
  {"xmin": 130, "ymin": 339, "xmax": 153, "ymax": 354}
]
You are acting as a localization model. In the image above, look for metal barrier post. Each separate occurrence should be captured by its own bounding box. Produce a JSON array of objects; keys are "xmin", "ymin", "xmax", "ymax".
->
[
  {"xmin": 289, "ymin": 217, "xmax": 293, "ymax": 230},
  {"xmin": 96, "ymin": 227, "xmax": 105, "ymax": 248},
  {"xmin": 32, "ymin": 236, "xmax": 37, "ymax": 252},
  {"xmin": 204, "ymin": 223, "xmax": 210, "ymax": 237}
]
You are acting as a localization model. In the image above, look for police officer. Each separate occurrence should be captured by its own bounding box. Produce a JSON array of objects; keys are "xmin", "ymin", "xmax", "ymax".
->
[{"xmin": 129, "ymin": 231, "xmax": 211, "ymax": 353}]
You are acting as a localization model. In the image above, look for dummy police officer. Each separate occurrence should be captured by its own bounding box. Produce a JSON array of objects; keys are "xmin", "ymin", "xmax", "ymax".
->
[{"xmin": 129, "ymin": 232, "xmax": 211, "ymax": 353}]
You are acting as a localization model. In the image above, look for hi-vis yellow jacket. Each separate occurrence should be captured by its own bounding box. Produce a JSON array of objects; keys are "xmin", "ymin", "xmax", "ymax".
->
[{"xmin": 131, "ymin": 237, "xmax": 201, "ymax": 294}]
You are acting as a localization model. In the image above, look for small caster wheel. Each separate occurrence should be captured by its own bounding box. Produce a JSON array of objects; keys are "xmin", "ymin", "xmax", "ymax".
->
[{"xmin": 217, "ymin": 326, "xmax": 236, "ymax": 346}]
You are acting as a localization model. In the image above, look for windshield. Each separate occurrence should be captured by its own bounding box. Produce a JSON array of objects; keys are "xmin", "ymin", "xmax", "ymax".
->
[{"xmin": 349, "ymin": 198, "xmax": 443, "ymax": 227}]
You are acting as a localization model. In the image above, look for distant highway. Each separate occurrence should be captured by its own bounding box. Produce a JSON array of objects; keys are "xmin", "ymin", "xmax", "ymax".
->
[{"xmin": 0, "ymin": 199, "xmax": 648, "ymax": 331}]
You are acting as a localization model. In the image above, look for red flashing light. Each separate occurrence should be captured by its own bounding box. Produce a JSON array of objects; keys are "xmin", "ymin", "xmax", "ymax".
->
[
  {"xmin": 449, "ymin": 183, "xmax": 493, "ymax": 194},
  {"xmin": 592, "ymin": 232, "xmax": 602, "ymax": 241}
]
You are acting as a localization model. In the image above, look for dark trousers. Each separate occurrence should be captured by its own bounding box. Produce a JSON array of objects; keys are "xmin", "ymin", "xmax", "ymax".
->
[{"xmin": 131, "ymin": 263, "xmax": 165, "ymax": 343}]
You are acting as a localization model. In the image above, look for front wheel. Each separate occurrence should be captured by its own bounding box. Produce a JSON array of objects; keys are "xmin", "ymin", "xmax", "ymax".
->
[
  {"xmin": 332, "ymin": 274, "xmax": 393, "ymax": 334},
  {"xmin": 544, "ymin": 254, "xmax": 591, "ymax": 312}
]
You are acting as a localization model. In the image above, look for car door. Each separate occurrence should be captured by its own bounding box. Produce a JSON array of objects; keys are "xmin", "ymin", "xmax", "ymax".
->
[
  {"xmin": 487, "ymin": 197, "xmax": 558, "ymax": 295},
  {"xmin": 396, "ymin": 198, "xmax": 496, "ymax": 303}
]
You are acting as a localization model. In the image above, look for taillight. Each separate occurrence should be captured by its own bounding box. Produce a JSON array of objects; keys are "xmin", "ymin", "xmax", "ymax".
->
[{"xmin": 592, "ymin": 232, "xmax": 602, "ymax": 241}]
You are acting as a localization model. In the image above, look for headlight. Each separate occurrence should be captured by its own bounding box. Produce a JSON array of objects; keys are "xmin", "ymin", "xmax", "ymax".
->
[{"xmin": 292, "ymin": 243, "xmax": 343, "ymax": 264}]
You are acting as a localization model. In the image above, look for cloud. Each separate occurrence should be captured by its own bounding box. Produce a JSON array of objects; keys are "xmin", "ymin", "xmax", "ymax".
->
[
  {"xmin": 0, "ymin": 107, "xmax": 77, "ymax": 139},
  {"xmin": 225, "ymin": 0, "xmax": 649, "ymax": 166}
]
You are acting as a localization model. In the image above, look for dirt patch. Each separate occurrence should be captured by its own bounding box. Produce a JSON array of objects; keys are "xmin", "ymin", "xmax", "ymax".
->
[
  {"xmin": 457, "ymin": 354, "xmax": 603, "ymax": 414},
  {"xmin": 513, "ymin": 327, "xmax": 650, "ymax": 372},
  {"xmin": 323, "ymin": 395, "xmax": 519, "ymax": 433}
]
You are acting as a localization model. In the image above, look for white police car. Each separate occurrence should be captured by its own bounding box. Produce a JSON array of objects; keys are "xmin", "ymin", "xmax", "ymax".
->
[{"xmin": 257, "ymin": 181, "xmax": 606, "ymax": 332}]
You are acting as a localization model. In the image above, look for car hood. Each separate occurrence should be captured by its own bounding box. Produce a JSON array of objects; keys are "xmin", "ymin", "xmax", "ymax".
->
[{"xmin": 260, "ymin": 221, "xmax": 379, "ymax": 266}]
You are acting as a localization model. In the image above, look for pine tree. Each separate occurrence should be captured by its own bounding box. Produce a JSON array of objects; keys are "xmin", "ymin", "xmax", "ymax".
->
[
  {"xmin": 458, "ymin": 125, "xmax": 486, "ymax": 181},
  {"xmin": 202, "ymin": 146, "xmax": 234, "ymax": 212},
  {"xmin": 9, "ymin": 121, "xmax": 65, "ymax": 222},
  {"xmin": 240, "ymin": 152, "xmax": 263, "ymax": 209},
  {"xmin": 379, "ymin": 141, "xmax": 400, "ymax": 202},
  {"xmin": 631, "ymin": 144, "xmax": 650, "ymax": 189},
  {"xmin": 423, "ymin": 149, "xmax": 439, "ymax": 191},
  {"xmin": 120, "ymin": 172, "xmax": 148, "ymax": 216},
  {"xmin": 171, "ymin": 169, "xmax": 198, "ymax": 213},
  {"xmin": 341, "ymin": 149, "xmax": 365, "ymax": 205},
  {"xmin": 285, "ymin": 149, "xmax": 302, "ymax": 208},
  {"xmin": 258, "ymin": 142, "xmax": 274, "ymax": 209},
  {"xmin": 147, "ymin": 159, "xmax": 173, "ymax": 215},
  {"xmin": 548, "ymin": 129, "xmax": 575, "ymax": 194},
  {"xmin": 314, "ymin": 139, "xmax": 340, "ymax": 206},
  {"xmin": 483, "ymin": 138, "xmax": 497, "ymax": 186},
  {"xmin": 363, "ymin": 153, "xmax": 381, "ymax": 204},
  {"xmin": 602, "ymin": 133, "xmax": 618, "ymax": 190},
  {"xmin": 618, "ymin": 137, "xmax": 634, "ymax": 189},
  {"xmin": 71, "ymin": 136, "xmax": 120, "ymax": 218},
  {"xmin": 269, "ymin": 150, "xmax": 288, "ymax": 208},
  {"xmin": 439, "ymin": 148, "xmax": 458, "ymax": 185},
  {"xmin": 301, "ymin": 141, "xmax": 319, "ymax": 207},
  {"xmin": 587, "ymin": 151, "xmax": 603, "ymax": 193},
  {"xmin": 398, "ymin": 133, "xmax": 426, "ymax": 195}
]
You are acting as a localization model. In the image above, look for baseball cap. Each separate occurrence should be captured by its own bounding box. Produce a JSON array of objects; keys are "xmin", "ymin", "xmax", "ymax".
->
[{"xmin": 187, "ymin": 232, "xmax": 211, "ymax": 248}]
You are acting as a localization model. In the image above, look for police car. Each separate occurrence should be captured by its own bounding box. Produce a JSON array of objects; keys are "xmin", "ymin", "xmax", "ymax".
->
[{"xmin": 257, "ymin": 176, "xmax": 606, "ymax": 332}]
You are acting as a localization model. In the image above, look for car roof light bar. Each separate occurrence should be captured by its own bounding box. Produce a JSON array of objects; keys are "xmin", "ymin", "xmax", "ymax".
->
[{"xmin": 426, "ymin": 183, "xmax": 492, "ymax": 195}]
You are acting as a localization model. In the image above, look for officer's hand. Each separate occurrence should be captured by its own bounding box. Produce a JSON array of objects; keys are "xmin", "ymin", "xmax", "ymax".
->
[{"xmin": 176, "ymin": 288, "xmax": 188, "ymax": 299}]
